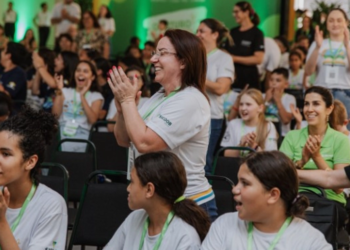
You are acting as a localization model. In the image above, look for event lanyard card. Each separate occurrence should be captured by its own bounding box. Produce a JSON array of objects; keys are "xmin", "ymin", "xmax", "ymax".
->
[
  {"xmin": 63, "ymin": 120, "xmax": 79, "ymax": 137},
  {"xmin": 325, "ymin": 66, "xmax": 339, "ymax": 84}
]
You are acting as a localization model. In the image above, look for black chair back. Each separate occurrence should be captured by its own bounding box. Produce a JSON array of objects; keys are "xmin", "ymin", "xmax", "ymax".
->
[
  {"xmin": 89, "ymin": 121, "xmax": 128, "ymax": 171},
  {"xmin": 68, "ymin": 170, "xmax": 131, "ymax": 249},
  {"xmin": 206, "ymin": 174, "xmax": 235, "ymax": 216}
]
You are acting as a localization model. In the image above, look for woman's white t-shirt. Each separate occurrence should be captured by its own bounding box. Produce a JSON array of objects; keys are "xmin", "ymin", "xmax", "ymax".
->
[
  {"xmin": 98, "ymin": 17, "xmax": 116, "ymax": 35},
  {"xmin": 221, "ymin": 118, "xmax": 278, "ymax": 150},
  {"xmin": 59, "ymin": 88, "xmax": 104, "ymax": 130},
  {"xmin": 206, "ymin": 49, "xmax": 234, "ymax": 119},
  {"xmin": 107, "ymin": 97, "xmax": 149, "ymax": 120},
  {"xmin": 307, "ymin": 39, "xmax": 350, "ymax": 89},
  {"xmin": 104, "ymin": 209, "xmax": 201, "ymax": 250},
  {"xmin": 134, "ymin": 87, "xmax": 211, "ymax": 198},
  {"xmin": 288, "ymin": 68, "xmax": 305, "ymax": 89},
  {"xmin": 201, "ymin": 212, "xmax": 332, "ymax": 250},
  {"xmin": 5, "ymin": 184, "xmax": 68, "ymax": 250}
]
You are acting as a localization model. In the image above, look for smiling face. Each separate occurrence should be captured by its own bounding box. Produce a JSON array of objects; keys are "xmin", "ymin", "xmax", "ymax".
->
[
  {"xmin": 74, "ymin": 62, "xmax": 95, "ymax": 89},
  {"xmin": 0, "ymin": 131, "xmax": 31, "ymax": 187},
  {"xmin": 304, "ymin": 92, "xmax": 333, "ymax": 127},
  {"xmin": 239, "ymin": 94, "xmax": 263, "ymax": 124},
  {"xmin": 99, "ymin": 6, "xmax": 108, "ymax": 17},
  {"xmin": 196, "ymin": 22, "xmax": 218, "ymax": 47},
  {"xmin": 82, "ymin": 12, "xmax": 94, "ymax": 29},
  {"xmin": 327, "ymin": 10, "xmax": 347, "ymax": 37},
  {"xmin": 289, "ymin": 54, "xmax": 302, "ymax": 71},
  {"xmin": 150, "ymin": 36, "xmax": 184, "ymax": 85},
  {"xmin": 232, "ymin": 163, "xmax": 271, "ymax": 221},
  {"xmin": 232, "ymin": 5, "xmax": 249, "ymax": 24}
]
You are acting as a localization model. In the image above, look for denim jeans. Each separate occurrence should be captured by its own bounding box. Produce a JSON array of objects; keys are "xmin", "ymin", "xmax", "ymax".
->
[
  {"xmin": 205, "ymin": 119, "xmax": 224, "ymax": 174},
  {"xmin": 331, "ymin": 89, "xmax": 350, "ymax": 130},
  {"xmin": 199, "ymin": 197, "xmax": 218, "ymax": 222}
]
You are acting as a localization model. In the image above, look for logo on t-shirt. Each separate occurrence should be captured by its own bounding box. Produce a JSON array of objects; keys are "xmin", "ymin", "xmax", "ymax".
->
[
  {"xmin": 241, "ymin": 40, "xmax": 252, "ymax": 47},
  {"xmin": 7, "ymin": 81, "xmax": 16, "ymax": 90},
  {"xmin": 222, "ymin": 131, "xmax": 230, "ymax": 142},
  {"xmin": 158, "ymin": 114, "xmax": 172, "ymax": 126},
  {"xmin": 45, "ymin": 241, "xmax": 57, "ymax": 250}
]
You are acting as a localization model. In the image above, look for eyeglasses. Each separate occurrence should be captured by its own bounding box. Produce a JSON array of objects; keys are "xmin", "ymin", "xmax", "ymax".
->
[{"xmin": 151, "ymin": 50, "xmax": 177, "ymax": 57}]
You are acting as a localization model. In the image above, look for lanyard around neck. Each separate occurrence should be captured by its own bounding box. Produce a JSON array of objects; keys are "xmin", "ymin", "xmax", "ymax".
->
[
  {"xmin": 328, "ymin": 39, "xmax": 343, "ymax": 66},
  {"xmin": 247, "ymin": 217, "xmax": 292, "ymax": 250},
  {"xmin": 10, "ymin": 183, "xmax": 36, "ymax": 233},
  {"xmin": 142, "ymin": 88, "xmax": 179, "ymax": 120},
  {"xmin": 73, "ymin": 89, "xmax": 90, "ymax": 120},
  {"xmin": 207, "ymin": 48, "xmax": 218, "ymax": 57},
  {"xmin": 139, "ymin": 211, "xmax": 175, "ymax": 250}
]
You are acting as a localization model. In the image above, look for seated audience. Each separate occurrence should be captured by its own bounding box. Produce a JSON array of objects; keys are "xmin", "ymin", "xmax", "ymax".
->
[
  {"xmin": 54, "ymin": 51, "xmax": 80, "ymax": 87},
  {"xmin": 288, "ymin": 51, "xmax": 305, "ymax": 89},
  {"xmin": 20, "ymin": 29, "xmax": 37, "ymax": 53}
]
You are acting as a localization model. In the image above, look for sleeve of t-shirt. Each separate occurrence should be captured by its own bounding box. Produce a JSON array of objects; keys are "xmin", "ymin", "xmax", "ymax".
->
[
  {"xmin": 217, "ymin": 53, "xmax": 234, "ymax": 81},
  {"xmin": 333, "ymin": 134, "xmax": 350, "ymax": 164},
  {"xmin": 282, "ymin": 94, "xmax": 296, "ymax": 114},
  {"xmin": 103, "ymin": 220, "xmax": 126, "ymax": 250},
  {"xmin": 3, "ymin": 72, "xmax": 26, "ymax": 99},
  {"xmin": 306, "ymin": 41, "xmax": 317, "ymax": 61},
  {"xmin": 146, "ymin": 93, "xmax": 210, "ymax": 149},
  {"xmin": 279, "ymin": 131, "xmax": 295, "ymax": 159},
  {"xmin": 266, "ymin": 45, "xmax": 281, "ymax": 72},
  {"xmin": 106, "ymin": 100, "xmax": 117, "ymax": 120},
  {"xmin": 201, "ymin": 215, "xmax": 226, "ymax": 250},
  {"xmin": 220, "ymin": 120, "xmax": 239, "ymax": 147},
  {"xmin": 52, "ymin": 4, "xmax": 60, "ymax": 18},
  {"xmin": 109, "ymin": 18, "xmax": 116, "ymax": 32},
  {"xmin": 72, "ymin": 4, "xmax": 81, "ymax": 19},
  {"xmin": 265, "ymin": 122, "xmax": 278, "ymax": 151},
  {"xmin": 88, "ymin": 92, "xmax": 104, "ymax": 108},
  {"xmin": 252, "ymin": 28, "xmax": 265, "ymax": 52},
  {"xmin": 27, "ymin": 199, "xmax": 67, "ymax": 250}
]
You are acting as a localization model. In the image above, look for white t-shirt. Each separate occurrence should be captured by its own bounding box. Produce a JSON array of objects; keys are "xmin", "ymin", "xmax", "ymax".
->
[
  {"xmin": 52, "ymin": 2, "xmax": 81, "ymax": 37},
  {"xmin": 264, "ymin": 93, "xmax": 296, "ymax": 136},
  {"xmin": 279, "ymin": 52, "xmax": 289, "ymax": 69},
  {"xmin": 5, "ymin": 184, "xmax": 67, "ymax": 250},
  {"xmin": 258, "ymin": 37, "xmax": 281, "ymax": 75},
  {"xmin": 222, "ymin": 90, "xmax": 239, "ymax": 119},
  {"xmin": 221, "ymin": 118, "xmax": 277, "ymax": 150},
  {"xmin": 59, "ymin": 88, "xmax": 104, "ymax": 130},
  {"xmin": 36, "ymin": 10, "xmax": 51, "ymax": 27},
  {"xmin": 3, "ymin": 10, "xmax": 16, "ymax": 23},
  {"xmin": 206, "ymin": 49, "xmax": 234, "ymax": 119},
  {"xmin": 307, "ymin": 39, "xmax": 350, "ymax": 89},
  {"xmin": 98, "ymin": 17, "xmax": 116, "ymax": 35},
  {"xmin": 135, "ymin": 87, "xmax": 211, "ymax": 197},
  {"xmin": 201, "ymin": 212, "xmax": 332, "ymax": 250},
  {"xmin": 106, "ymin": 97, "xmax": 149, "ymax": 120},
  {"xmin": 104, "ymin": 209, "xmax": 201, "ymax": 250},
  {"xmin": 288, "ymin": 68, "xmax": 305, "ymax": 89}
]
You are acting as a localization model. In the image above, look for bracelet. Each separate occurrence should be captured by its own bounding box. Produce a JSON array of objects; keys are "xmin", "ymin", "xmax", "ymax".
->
[{"xmin": 232, "ymin": 106, "xmax": 238, "ymax": 111}]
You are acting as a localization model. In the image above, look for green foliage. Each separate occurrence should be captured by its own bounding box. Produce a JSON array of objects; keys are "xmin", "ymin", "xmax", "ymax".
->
[
  {"xmin": 311, "ymin": 0, "xmax": 341, "ymax": 35},
  {"xmin": 75, "ymin": 0, "xmax": 92, "ymax": 13}
]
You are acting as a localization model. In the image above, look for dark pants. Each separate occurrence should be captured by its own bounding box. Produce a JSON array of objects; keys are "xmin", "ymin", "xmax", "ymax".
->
[
  {"xmin": 205, "ymin": 119, "xmax": 224, "ymax": 174},
  {"xmin": 4, "ymin": 22, "xmax": 15, "ymax": 40},
  {"xmin": 39, "ymin": 26, "xmax": 50, "ymax": 47}
]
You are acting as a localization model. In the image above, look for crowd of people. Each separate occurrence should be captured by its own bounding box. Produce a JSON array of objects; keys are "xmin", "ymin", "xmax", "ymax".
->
[{"xmin": 1, "ymin": 0, "xmax": 350, "ymax": 249}]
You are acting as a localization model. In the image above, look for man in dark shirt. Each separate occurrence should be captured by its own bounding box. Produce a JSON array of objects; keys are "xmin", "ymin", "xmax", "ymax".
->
[{"xmin": 0, "ymin": 42, "xmax": 27, "ymax": 102}]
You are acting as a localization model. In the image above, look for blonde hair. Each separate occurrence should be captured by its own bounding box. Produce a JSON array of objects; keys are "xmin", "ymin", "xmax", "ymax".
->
[{"xmin": 239, "ymin": 89, "xmax": 270, "ymax": 150}]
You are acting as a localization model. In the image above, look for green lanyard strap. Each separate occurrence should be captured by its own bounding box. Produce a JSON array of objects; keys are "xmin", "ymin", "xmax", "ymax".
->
[
  {"xmin": 247, "ymin": 216, "xmax": 292, "ymax": 250},
  {"xmin": 139, "ymin": 211, "xmax": 175, "ymax": 250},
  {"xmin": 328, "ymin": 39, "xmax": 343, "ymax": 66},
  {"xmin": 72, "ymin": 90, "xmax": 90, "ymax": 120},
  {"xmin": 141, "ymin": 89, "xmax": 178, "ymax": 120},
  {"xmin": 11, "ymin": 183, "xmax": 36, "ymax": 232}
]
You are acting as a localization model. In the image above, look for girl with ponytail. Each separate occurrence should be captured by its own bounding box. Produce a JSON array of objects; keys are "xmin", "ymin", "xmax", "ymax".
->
[
  {"xmin": 0, "ymin": 106, "xmax": 67, "ymax": 250},
  {"xmin": 221, "ymin": 89, "xmax": 277, "ymax": 156},
  {"xmin": 222, "ymin": 1, "xmax": 264, "ymax": 90},
  {"xmin": 202, "ymin": 151, "xmax": 332, "ymax": 250},
  {"xmin": 104, "ymin": 151, "xmax": 210, "ymax": 250},
  {"xmin": 196, "ymin": 18, "xmax": 235, "ymax": 174}
]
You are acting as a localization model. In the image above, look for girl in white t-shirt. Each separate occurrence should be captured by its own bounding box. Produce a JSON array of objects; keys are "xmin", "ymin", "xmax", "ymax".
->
[
  {"xmin": 52, "ymin": 60, "xmax": 104, "ymax": 152},
  {"xmin": 305, "ymin": 8, "xmax": 350, "ymax": 128},
  {"xmin": 221, "ymin": 89, "xmax": 278, "ymax": 156},
  {"xmin": 196, "ymin": 18, "xmax": 235, "ymax": 174},
  {"xmin": 104, "ymin": 151, "xmax": 210, "ymax": 250},
  {"xmin": 97, "ymin": 5, "xmax": 115, "ymax": 38},
  {"xmin": 202, "ymin": 151, "xmax": 332, "ymax": 250},
  {"xmin": 288, "ymin": 50, "xmax": 305, "ymax": 89},
  {"xmin": 0, "ymin": 106, "xmax": 67, "ymax": 250}
]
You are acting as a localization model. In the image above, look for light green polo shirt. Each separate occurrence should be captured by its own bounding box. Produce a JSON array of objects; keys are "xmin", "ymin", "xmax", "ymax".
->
[{"xmin": 280, "ymin": 125, "xmax": 350, "ymax": 205}]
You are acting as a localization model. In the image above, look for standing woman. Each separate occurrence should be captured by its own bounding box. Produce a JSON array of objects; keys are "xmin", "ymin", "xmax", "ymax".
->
[
  {"xmin": 97, "ymin": 5, "xmax": 115, "ymax": 40},
  {"xmin": 0, "ymin": 106, "xmax": 67, "ymax": 250},
  {"xmin": 52, "ymin": 60, "xmax": 104, "ymax": 152},
  {"xmin": 305, "ymin": 8, "xmax": 350, "ymax": 128},
  {"xmin": 222, "ymin": 1, "xmax": 264, "ymax": 90},
  {"xmin": 295, "ymin": 16, "xmax": 315, "ymax": 44},
  {"xmin": 108, "ymin": 29, "xmax": 218, "ymax": 221},
  {"xmin": 20, "ymin": 29, "xmax": 37, "ymax": 53},
  {"xmin": 104, "ymin": 151, "xmax": 210, "ymax": 249},
  {"xmin": 196, "ymin": 18, "xmax": 234, "ymax": 174}
]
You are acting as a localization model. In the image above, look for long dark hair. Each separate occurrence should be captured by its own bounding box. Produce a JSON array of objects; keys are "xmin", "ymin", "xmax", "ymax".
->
[
  {"xmin": 97, "ymin": 5, "xmax": 112, "ymax": 18},
  {"xmin": 242, "ymin": 151, "xmax": 309, "ymax": 218},
  {"xmin": 59, "ymin": 51, "xmax": 79, "ymax": 85},
  {"xmin": 164, "ymin": 29, "xmax": 208, "ymax": 100},
  {"xmin": 0, "ymin": 106, "xmax": 58, "ymax": 185},
  {"xmin": 69, "ymin": 60, "xmax": 100, "ymax": 92},
  {"xmin": 80, "ymin": 11, "xmax": 100, "ymax": 29},
  {"xmin": 134, "ymin": 152, "xmax": 210, "ymax": 241},
  {"xmin": 235, "ymin": 1, "xmax": 260, "ymax": 26},
  {"xmin": 39, "ymin": 48, "xmax": 55, "ymax": 76}
]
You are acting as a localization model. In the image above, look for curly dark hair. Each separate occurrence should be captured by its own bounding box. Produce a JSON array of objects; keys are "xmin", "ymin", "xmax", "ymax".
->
[{"xmin": 0, "ymin": 106, "xmax": 58, "ymax": 185}]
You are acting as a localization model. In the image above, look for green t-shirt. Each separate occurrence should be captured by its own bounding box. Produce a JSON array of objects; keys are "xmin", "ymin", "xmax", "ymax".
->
[{"xmin": 280, "ymin": 125, "xmax": 350, "ymax": 205}]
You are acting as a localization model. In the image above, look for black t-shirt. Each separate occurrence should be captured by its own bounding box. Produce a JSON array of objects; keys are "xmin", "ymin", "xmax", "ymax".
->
[
  {"xmin": 222, "ymin": 26, "xmax": 264, "ymax": 90},
  {"xmin": 344, "ymin": 166, "xmax": 350, "ymax": 181},
  {"xmin": 0, "ymin": 66, "xmax": 27, "ymax": 101}
]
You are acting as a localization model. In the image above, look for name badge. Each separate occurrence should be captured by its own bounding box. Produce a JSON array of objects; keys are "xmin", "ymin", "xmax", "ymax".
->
[
  {"xmin": 325, "ymin": 66, "xmax": 339, "ymax": 84},
  {"xmin": 63, "ymin": 120, "xmax": 79, "ymax": 136}
]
